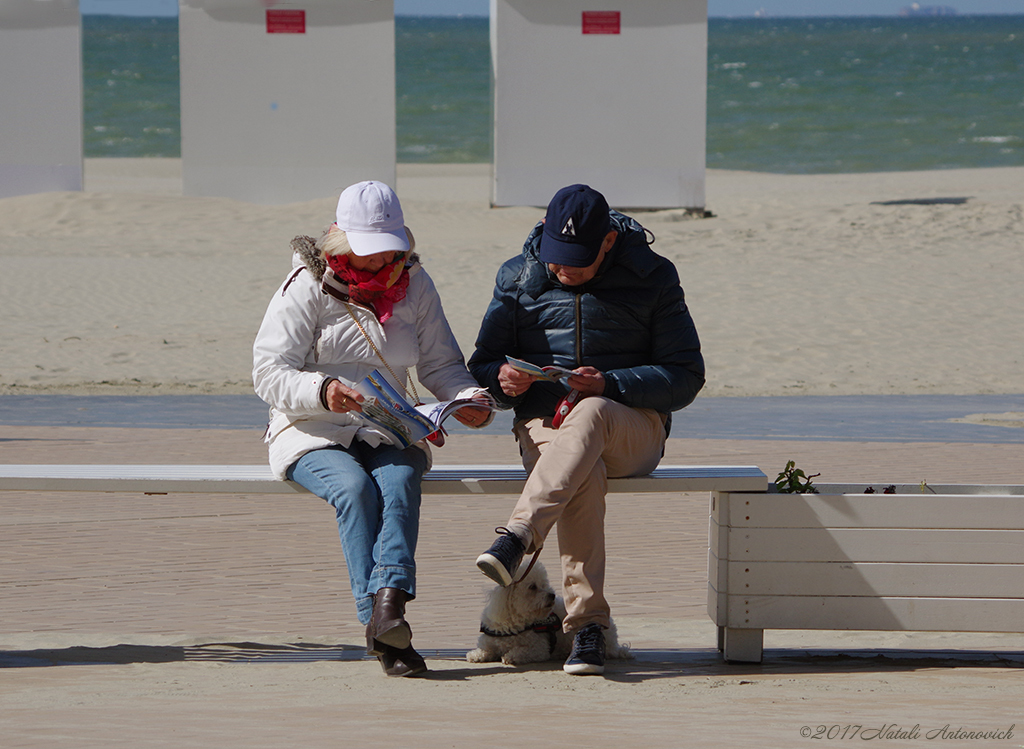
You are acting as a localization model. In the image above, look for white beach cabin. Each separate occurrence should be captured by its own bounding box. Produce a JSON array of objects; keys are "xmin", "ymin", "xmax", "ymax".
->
[
  {"xmin": 490, "ymin": 0, "xmax": 708, "ymax": 210},
  {"xmin": 178, "ymin": 0, "xmax": 397, "ymax": 204},
  {"xmin": 0, "ymin": 0, "xmax": 83, "ymax": 199}
]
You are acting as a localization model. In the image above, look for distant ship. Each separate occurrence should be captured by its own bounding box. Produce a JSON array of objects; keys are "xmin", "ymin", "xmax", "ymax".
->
[{"xmin": 899, "ymin": 3, "xmax": 958, "ymax": 16}]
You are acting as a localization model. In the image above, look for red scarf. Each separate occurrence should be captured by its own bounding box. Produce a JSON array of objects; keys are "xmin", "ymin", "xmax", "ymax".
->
[{"xmin": 325, "ymin": 252, "xmax": 410, "ymax": 322}]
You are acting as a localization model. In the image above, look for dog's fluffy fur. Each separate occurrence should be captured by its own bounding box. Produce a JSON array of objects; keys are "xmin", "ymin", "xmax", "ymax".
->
[{"xmin": 466, "ymin": 562, "xmax": 629, "ymax": 666}]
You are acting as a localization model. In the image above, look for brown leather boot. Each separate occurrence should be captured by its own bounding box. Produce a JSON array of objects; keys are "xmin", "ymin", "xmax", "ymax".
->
[
  {"xmin": 365, "ymin": 623, "xmax": 427, "ymax": 677},
  {"xmin": 377, "ymin": 642, "xmax": 428, "ymax": 677},
  {"xmin": 369, "ymin": 587, "xmax": 412, "ymax": 649}
]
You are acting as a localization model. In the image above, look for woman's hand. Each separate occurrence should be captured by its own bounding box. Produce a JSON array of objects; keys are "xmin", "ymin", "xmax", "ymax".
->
[
  {"xmin": 498, "ymin": 362, "xmax": 536, "ymax": 398},
  {"xmin": 566, "ymin": 366, "xmax": 606, "ymax": 397},
  {"xmin": 325, "ymin": 379, "xmax": 365, "ymax": 413},
  {"xmin": 452, "ymin": 392, "xmax": 493, "ymax": 427},
  {"xmin": 452, "ymin": 405, "xmax": 490, "ymax": 427}
]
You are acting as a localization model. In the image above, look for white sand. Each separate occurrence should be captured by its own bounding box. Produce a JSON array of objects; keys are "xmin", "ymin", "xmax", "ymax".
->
[{"xmin": 1, "ymin": 159, "xmax": 1021, "ymax": 397}]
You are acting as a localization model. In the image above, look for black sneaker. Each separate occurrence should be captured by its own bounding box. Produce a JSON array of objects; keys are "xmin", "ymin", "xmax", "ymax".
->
[
  {"xmin": 563, "ymin": 622, "xmax": 606, "ymax": 675},
  {"xmin": 475, "ymin": 527, "xmax": 525, "ymax": 586}
]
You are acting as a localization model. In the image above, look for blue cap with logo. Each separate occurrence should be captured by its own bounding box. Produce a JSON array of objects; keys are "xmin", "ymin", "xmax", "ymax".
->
[{"xmin": 538, "ymin": 184, "xmax": 611, "ymax": 268}]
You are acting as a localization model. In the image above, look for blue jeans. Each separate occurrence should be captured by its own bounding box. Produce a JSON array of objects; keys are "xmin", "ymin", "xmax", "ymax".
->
[{"xmin": 286, "ymin": 441, "xmax": 428, "ymax": 626}]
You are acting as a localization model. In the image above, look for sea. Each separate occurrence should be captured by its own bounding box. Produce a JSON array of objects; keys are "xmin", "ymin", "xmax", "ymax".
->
[{"xmin": 82, "ymin": 14, "xmax": 1023, "ymax": 174}]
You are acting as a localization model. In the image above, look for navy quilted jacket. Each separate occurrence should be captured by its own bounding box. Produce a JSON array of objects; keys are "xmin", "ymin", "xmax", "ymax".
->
[{"xmin": 468, "ymin": 211, "xmax": 705, "ymax": 430}]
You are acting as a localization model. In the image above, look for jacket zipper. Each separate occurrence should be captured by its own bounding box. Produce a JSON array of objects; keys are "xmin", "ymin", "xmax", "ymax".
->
[{"xmin": 574, "ymin": 292, "xmax": 583, "ymax": 366}]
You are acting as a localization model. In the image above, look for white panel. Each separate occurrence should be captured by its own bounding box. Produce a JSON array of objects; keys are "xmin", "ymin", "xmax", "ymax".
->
[
  {"xmin": 708, "ymin": 519, "xmax": 721, "ymax": 559},
  {"xmin": 179, "ymin": 0, "xmax": 396, "ymax": 204},
  {"xmin": 707, "ymin": 576, "xmax": 722, "ymax": 623},
  {"xmin": 0, "ymin": 0, "xmax": 83, "ymax": 198},
  {"xmin": 491, "ymin": 0, "xmax": 707, "ymax": 209},
  {"xmin": 729, "ymin": 561, "xmax": 1024, "ymax": 599},
  {"xmin": 725, "ymin": 595, "xmax": 1024, "ymax": 633},
  {"xmin": 726, "ymin": 527, "xmax": 1024, "ymax": 564},
  {"xmin": 730, "ymin": 493, "xmax": 1024, "ymax": 530}
]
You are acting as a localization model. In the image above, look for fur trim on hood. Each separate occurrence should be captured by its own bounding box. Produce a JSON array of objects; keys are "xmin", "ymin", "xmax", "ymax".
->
[
  {"xmin": 290, "ymin": 235, "xmax": 328, "ymax": 281},
  {"xmin": 289, "ymin": 234, "xmax": 420, "ymax": 282}
]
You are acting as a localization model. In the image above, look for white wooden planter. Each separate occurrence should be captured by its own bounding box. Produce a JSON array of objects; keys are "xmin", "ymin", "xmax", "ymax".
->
[{"xmin": 708, "ymin": 484, "xmax": 1024, "ymax": 663}]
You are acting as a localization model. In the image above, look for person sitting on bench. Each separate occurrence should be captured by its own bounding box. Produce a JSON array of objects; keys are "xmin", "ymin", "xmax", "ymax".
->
[
  {"xmin": 468, "ymin": 184, "xmax": 705, "ymax": 675},
  {"xmin": 253, "ymin": 181, "xmax": 490, "ymax": 677}
]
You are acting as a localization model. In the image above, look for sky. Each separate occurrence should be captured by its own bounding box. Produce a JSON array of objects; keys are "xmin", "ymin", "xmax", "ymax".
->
[{"xmin": 78, "ymin": 0, "xmax": 1023, "ymax": 18}]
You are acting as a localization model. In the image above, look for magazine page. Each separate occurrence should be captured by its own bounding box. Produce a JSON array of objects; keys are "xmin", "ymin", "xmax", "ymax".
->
[
  {"xmin": 505, "ymin": 355, "xmax": 575, "ymax": 383},
  {"xmin": 414, "ymin": 389, "xmax": 497, "ymax": 430},
  {"xmin": 353, "ymin": 373, "xmax": 497, "ymax": 449},
  {"xmin": 353, "ymin": 371, "xmax": 437, "ymax": 448}
]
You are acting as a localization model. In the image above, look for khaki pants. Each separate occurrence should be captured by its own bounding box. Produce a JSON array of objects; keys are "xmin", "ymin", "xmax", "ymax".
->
[{"xmin": 507, "ymin": 396, "xmax": 667, "ymax": 632}]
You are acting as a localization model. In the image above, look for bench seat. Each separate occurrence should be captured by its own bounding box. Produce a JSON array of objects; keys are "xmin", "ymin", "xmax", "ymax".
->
[{"xmin": 0, "ymin": 463, "xmax": 768, "ymax": 496}]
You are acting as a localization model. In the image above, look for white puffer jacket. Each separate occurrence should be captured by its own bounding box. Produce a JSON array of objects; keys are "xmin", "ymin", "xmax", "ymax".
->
[{"xmin": 253, "ymin": 251, "xmax": 484, "ymax": 479}]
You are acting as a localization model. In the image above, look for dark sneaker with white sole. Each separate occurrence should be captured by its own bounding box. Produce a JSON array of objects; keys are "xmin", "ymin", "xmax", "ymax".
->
[
  {"xmin": 475, "ymin": 527, "xmax": 526, "ymax": 586},
  {"xmin": 563, "ymin": 622, "xmax": 606, "ymax": 675}
]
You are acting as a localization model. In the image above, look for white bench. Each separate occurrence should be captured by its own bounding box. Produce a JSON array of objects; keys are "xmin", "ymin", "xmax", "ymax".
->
[
  {"xmin": 709, "ymin": 483, "xmax": 1024, "ymax": 663},
  {"xmin": 1, "ymin": 462, "xmax": 766, "ymax": 646},
  {"xmin": 0, "ymin": 464, "xmax": 767, "ymax": 496}
]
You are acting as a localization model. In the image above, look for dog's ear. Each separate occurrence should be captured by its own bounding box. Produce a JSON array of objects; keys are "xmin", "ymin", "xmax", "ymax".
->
[{"xmin": 489, "ymin": 584, "xmax": 518, "ymax": 624}]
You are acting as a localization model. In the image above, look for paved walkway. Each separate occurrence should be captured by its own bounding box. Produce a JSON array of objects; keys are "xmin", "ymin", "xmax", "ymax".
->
[
  {"xmin": 2, "ymin": 421, "xmax": 1022, "ymax": 748},
  {"xmin": 2, "ymin": 393, "xmax": 1022, "ymax": 442}
]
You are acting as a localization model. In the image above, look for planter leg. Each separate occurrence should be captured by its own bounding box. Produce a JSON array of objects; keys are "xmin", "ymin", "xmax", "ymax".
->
[{"xmin": 723, "ymin": 627, "xmax": 763, "ymax": 663}]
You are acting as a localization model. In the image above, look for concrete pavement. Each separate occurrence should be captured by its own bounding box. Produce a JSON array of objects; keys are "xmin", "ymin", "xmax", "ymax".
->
[{"xmin": 2, "ymin": 423, "xmax": 1023, "ymax": 748}]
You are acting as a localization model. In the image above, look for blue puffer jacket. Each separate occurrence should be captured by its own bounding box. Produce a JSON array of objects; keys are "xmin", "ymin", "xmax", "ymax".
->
[{"xmin": 468, "ymin": 211, "xmax": 705, "ymax": 431}]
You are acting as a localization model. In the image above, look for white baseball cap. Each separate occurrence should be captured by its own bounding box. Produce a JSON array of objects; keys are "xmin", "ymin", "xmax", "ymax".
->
[{"xmin": 335, "ymin": 180, "xmax": 410, "ymax": 257}]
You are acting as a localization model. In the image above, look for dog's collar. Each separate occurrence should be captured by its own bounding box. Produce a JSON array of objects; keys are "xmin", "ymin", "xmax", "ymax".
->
[{"xmin": 480, "ymin": 613, "xmax": 562, "ymax": 655}]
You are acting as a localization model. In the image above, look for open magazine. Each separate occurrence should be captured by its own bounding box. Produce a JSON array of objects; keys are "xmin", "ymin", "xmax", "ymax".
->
[
  {"xmin": 353, "ymin": 370, "xmax": 497, "ymax": 449},
  {"xmin": 505, "ymin": 355, "xmax": 576, "ymax": 383}
]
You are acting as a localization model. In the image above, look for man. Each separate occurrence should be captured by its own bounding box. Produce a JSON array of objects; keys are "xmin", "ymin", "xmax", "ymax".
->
[{"xmin": 468, "ymin": 184, "xmax": 705, "ymax": 675}]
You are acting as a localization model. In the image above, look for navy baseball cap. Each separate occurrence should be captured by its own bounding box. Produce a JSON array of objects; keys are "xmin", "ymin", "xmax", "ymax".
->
[{"xmin": 539, "ymin": 184, "xmax": 611, "ymax": 267}]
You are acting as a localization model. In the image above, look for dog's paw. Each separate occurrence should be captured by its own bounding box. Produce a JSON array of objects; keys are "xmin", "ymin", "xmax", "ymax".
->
[
  {"xmin": 608, "ymin": 642, "xmax": 633, "ymax": 660},
  {"xmin": 500, "ymin": 645, "xmax": 547, "ymax": 666},
  {"xmin": 500, "ymin": 653, "xmax": 523, "ymax": 666},
  {"xmin": 466, "ymin": 648, "xmax": 496, "ymax": 663}
]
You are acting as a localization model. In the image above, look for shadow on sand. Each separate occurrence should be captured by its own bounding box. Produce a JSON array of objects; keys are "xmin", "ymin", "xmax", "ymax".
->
[{"xmin": 4, "ymin": 642, "xmax": 1021, "ymax": 682}]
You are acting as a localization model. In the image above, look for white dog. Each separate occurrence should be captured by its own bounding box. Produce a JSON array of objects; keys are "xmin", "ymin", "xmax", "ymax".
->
[{"xmin": 466, "ymin": 561, "xmax": 629, "ymax": 666}]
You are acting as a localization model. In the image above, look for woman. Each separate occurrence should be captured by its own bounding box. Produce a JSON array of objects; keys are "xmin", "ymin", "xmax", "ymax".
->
[{"xmin": 253, "ymin": 180, "xmax": 490, "ymax": 677}]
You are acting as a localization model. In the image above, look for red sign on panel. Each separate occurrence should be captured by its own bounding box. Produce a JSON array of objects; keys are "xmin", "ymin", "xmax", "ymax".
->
[
  {"xmin": 582, "ymin": 11, "xmax": 620, "ymax": 34},
  {"xmin": 267, "ymin": 9, "xmax": 306, "ymax": 34}
]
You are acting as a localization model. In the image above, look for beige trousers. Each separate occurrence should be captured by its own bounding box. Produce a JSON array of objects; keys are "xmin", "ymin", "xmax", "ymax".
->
[{"xmin": 507, "ymin": 396, "xmax": 667, "ymax": 632}]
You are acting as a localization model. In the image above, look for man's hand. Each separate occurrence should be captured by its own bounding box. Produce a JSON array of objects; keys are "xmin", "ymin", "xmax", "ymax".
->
[
  {"xmin": 566, "ymin": 366, "xmax": 606, "ymax": 397},
  {"xmin": 497, "ymin": 362, "xmax": 536, "ymax": 398},
  {"xmin": 325, "ymin": 379, "xmax": 365, "ymax": 413}
]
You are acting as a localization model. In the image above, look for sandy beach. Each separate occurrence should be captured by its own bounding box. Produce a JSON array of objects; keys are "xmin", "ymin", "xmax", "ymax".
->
[
  {"xmin": 2, "ymin": 162, "xmax": 1023, "ymax": 747},
  {"xmin": 1, "ymin": 160, "xmax": 1022, "ymax": 398}
]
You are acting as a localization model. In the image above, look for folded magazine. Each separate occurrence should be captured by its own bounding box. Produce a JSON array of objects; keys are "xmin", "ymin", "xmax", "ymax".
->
[
  {"xmin": 354, "ymin": 370, "xmax": 496, "ymax": 448},
  {"xmin": 505, "ymin": 355, "xmax": 575, "ymax": 383}
]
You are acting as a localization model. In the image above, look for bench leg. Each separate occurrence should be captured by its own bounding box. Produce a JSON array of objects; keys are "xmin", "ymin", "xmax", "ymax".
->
[
  {"xmin": 717, "ymin": 625, "xmax": 725, "ymax": 652},
  {"xmin": 722, "ymin": 627, "xmax": 763, "ymax": 663}
]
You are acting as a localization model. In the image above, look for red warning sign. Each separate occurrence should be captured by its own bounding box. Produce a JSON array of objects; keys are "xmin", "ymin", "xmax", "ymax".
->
[
  {"xmin": 582, "ymin": 11, "xmax": 620, "ymax": 34},
  {"xmin": 267, "ymin": 9, "xmax": 306, "ymax": 34}
]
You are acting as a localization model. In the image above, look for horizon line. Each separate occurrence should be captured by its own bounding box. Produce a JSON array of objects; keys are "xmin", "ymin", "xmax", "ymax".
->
[{"xmin": 81, "ymin": 11, "xmax": 1024, "ymax": 19}]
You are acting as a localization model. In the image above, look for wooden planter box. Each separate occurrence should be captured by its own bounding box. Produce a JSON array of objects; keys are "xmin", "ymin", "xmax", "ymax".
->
[{"xmin": 708, "ymin": 484, "xmax": 1024, "ymax": 663}]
